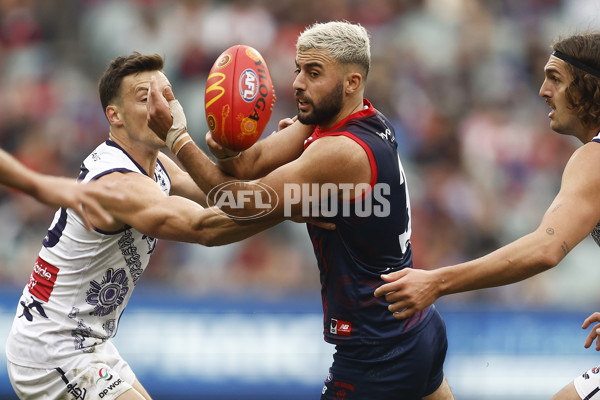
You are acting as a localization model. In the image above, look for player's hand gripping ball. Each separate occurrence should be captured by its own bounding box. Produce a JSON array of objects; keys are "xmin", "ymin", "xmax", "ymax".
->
[{"xmin": 204, "ymin": 45, "xmax": 276, "ymax": 152}]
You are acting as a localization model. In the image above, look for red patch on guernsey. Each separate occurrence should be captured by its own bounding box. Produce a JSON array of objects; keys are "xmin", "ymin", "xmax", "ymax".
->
[
  {"xmin": 330, "ymin": 319, "xmax": 352, "ymax": 336},
  {"xmin": 27, "ymin": 257, "xmax": 59, "ymax": 302}
]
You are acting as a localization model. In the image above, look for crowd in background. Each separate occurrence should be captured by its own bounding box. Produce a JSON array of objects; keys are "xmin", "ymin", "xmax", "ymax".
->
[{"xmin": 0, "ymin": 0, "xmax": 598, "ymax": 308}]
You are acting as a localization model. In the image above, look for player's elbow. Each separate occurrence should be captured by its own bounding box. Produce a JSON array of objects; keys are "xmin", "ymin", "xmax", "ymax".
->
[
  {"xmin": 194, "ymin": 226, "xmax": 241, "ymax": 247},
  {"xmin": 533, "ymin": 242, "xmax": 564, "ymax": 273},
  {"xmin": 195, "ymin": 230, "xmax": 221, "ymax": 247}
]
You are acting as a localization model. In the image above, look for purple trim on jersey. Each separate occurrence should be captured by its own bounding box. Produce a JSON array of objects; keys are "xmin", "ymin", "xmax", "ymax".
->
[
  {"xmin": 42, "ymin": 208, "xmax": 68, "ymax": 248},
  {"xmin": 90, "ymin": 168, "xmax": 137, "ymax": 182},
  {"xmin": 105, "ymin": 140, "xmax": 150, "ymax": 177},
  {"xmin": 102, "ymin": 139, "xmax": 172, "ymax": 188}
]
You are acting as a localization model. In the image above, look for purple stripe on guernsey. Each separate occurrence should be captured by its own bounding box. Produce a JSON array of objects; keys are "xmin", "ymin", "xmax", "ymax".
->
[{"xmin": 304, "ymin": 99, "xmax": 431, "ymax": 345}]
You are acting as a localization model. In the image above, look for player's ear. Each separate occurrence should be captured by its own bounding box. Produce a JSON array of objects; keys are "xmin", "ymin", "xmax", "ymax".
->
[
  {"xmin": 106, "ymin": 105, "xmax": 123, "ymax": 127},
  {"xmin": 345, "ymin": 72, "xmax": 362, "ymax": 95}
]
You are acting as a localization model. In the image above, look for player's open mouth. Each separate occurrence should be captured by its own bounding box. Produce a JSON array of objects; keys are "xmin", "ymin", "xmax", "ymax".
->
[
  {"xmin": 546, "ymin": 101, "xmax": 555, "ymax": 118},
  {"xmin": 297, "ymin": 99, "xmax": 310, "ymax": 111}
]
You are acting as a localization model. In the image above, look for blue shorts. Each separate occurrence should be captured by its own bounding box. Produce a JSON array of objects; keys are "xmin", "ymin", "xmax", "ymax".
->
[{"xmin": 321, "ymin": 307, "xmax": 448, "ymax": 400}]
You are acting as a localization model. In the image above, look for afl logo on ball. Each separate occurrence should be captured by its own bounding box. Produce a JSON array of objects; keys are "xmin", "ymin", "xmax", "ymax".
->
[{"xmin": 239, "ymin": 69, "xmax": 259, "ymax": 102}]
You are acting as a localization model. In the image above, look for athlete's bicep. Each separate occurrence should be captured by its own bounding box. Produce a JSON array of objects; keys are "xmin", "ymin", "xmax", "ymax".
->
[{"xmin": 257, "ymin": 137, "xmax": 371, "ymax": 219}]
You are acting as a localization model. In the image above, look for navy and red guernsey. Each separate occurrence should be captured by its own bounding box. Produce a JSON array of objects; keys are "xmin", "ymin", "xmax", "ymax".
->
[{"xmin": 305, "ymin": 99, "xmax": 432, "ymax": 346}]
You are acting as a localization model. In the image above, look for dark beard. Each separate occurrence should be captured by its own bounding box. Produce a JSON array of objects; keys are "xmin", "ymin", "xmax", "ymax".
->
[{"xmin": 296, "ymin": 81, "xmax": 344, "ymax": 126}]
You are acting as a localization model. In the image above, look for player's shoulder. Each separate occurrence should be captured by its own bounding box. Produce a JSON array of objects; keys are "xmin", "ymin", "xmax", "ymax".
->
[
  {"xmin": 577, "ymin": 137, "xmax": 600, "ymax": 157},
  {"xmin": 564, "ymin": 139, "xmax": 600, "ymax": 179},
  {"xmin": 84, "ymin": 140, "xmax": 130, "ymax": 167},
  {"xmin": 81, "ymin": 141, "xmax": 144, "ymax": 183},
  {"xmin": 305, "ymin": 133, "xmax": 363, "ymax": 154},
  {"xmin": 300, "ymin": 134, "xmax": 370, "ymax": 181}
]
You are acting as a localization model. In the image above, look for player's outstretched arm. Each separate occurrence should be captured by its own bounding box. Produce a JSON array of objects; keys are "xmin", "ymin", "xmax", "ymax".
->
[
  {"xmin": 93, "ymin": 171, "xmax": 282, "ymax": 246},
  {"xmin": 375, "ymin": 142, "xmax": 600, "ymax": 320},
  {"xmin": 0, "ymin": 149, "xmax": 118, "ymax": 230}
]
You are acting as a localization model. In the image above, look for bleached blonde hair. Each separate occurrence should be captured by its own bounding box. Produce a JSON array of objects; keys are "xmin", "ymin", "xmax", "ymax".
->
[{"xmin": 296, "ymin": 20, "xmax": 371, "ymax": 78}]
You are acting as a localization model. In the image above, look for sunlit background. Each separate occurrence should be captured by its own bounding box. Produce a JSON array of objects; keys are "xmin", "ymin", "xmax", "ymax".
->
[{"xmin": 1, "ymin": 0, "xmax": 600, "ymax": 398}]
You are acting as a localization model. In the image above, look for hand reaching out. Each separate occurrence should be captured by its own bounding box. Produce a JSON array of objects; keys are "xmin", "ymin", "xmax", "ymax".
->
[
  {"xmin": 583, "ymin": 312, "xmax": 600, "ymax": 351},
  {"xmin": 373, "ymin": 268, "xmax": 441, "ymax": 320}
]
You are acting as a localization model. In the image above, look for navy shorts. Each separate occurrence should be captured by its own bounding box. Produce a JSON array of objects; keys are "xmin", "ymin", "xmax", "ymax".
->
[{"xmin": 320, "ymin": 306, "xmax": 448, "ymax": 400}]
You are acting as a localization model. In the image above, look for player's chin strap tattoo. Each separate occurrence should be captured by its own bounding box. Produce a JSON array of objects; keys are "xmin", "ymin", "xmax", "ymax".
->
[
  {"xmin": 552, "ymin": 50, "xmax": 600, "ymax": 79},
  {"xmin": 166, "ymin": 99, "xmax": 193, "ymax": 156}
]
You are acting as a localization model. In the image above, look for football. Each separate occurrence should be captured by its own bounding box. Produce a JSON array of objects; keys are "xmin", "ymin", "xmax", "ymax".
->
[{"xmin": 204, "ymin": 45, "xmax": 276, "ymax": 152}]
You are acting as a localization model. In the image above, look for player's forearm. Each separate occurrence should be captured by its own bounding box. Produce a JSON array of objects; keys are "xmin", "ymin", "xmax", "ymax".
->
[
  {"xmin": 176, "ymin": 141, "xmax": 234, "ymax": 195},
  {"xmin": 215, "ymin": 147, "xmax": 262, "ymax": 180},
  {"xmin": 215, "ymin": 121, "xmax": 310, "ymax": 180},
  {"xmin": 435, "ymin": 231, "xmax": 562, "ymax": 296},
  {"xmin": 195, "ymin": 211, "xmax": 282, "ymax": 246},
  {"xmin": 0, "ymin": 150, "xmax": 38, "ymax": 193},
  {"xmin": 176, "ymin": 141, "xmax": 282, "ymax": 220},
  {"xmin": 147, "ymin": 204, "xmax": 280, "ymax": 246}
]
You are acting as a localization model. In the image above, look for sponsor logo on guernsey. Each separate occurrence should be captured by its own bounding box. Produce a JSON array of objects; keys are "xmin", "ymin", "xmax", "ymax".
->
[
  {"xmin": 330, "ymin": 318, "xmax": 352, "ymax": 336},
  {"xmin": 98, "ymin": 378, "xmax": 123, "ymax": 398},
  {"xmin": 96, "ymin": 368, "xmax": 113, "ymax": 384},
  {"xmin": 27, "ymin": 257, "xmax": 59, "ymax": 302}
]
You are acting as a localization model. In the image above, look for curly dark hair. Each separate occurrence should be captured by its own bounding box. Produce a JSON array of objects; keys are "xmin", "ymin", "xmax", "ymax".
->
[
  {"xmin": 98, "ymin": 52, "xmax": 164, "ymax": 113},
  {"xmin": 552, "ymin": 32, "xmax": 600, "ymax": 129}
]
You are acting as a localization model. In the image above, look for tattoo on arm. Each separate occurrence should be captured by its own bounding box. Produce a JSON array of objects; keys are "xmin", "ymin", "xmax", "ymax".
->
[
  {"xmin": 561, "ymin": 241, "xmax": 570, "ymax": 256},
  {"xmin": 546, "ymin": 228, "xmax": 569, "ymax": 255}
]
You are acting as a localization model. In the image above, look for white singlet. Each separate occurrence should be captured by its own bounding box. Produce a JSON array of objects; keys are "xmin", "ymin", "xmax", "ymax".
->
[{"xmin": 5, "ymin": 139, "xmax": 170, "ymax": 372}]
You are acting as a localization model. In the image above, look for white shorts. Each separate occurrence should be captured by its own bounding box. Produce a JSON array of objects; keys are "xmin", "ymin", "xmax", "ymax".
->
[
  {"xmin": 574, "ymin": 365, "xmax": 600, "ymax": 399},
  {"xmin": 7, "ymin": 341, "xmax": 135, "ymax": 400}
]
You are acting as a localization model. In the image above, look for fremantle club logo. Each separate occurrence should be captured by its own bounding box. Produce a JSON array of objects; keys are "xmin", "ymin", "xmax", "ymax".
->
[{"xmin": 86, "ymin": 268, "xmax": 129, "ymax": 316}]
